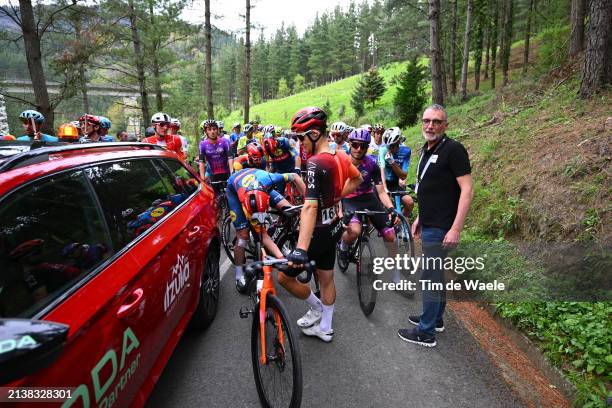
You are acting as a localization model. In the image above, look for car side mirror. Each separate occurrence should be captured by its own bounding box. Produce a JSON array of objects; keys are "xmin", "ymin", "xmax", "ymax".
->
[{"xmin": 0, "ymin": 319, "xmax": 69, "ymax": 384}]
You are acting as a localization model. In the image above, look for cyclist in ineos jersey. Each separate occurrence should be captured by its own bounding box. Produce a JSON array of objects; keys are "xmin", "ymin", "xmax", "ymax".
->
[{"xmin": 285, "ymin": 107, "xmax": 363, "ymax": 342}]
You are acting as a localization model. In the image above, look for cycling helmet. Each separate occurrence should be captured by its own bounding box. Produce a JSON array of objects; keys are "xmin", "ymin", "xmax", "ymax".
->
[
  {"xmin": 79, "ymin": 114, "xmax": 101, "ymax": 125},
  {"xmin": 170, "ymin": 118, "xmax": 181, "ymax": 129},
  {"xmin": 217, "ymin": 121, "xmax": 224, "ymax": 128},
  {"xmin": 243, "ymin": 123, "xmax": 254, "ymax": 133},
  {"xmin": 247, "ymin": 142, "xmax": 265, "ymax": 164},
  {"xmin": 151, "ymin": 112, "xmax": 171, "ymax": 124},
  {"xmin": 145, "ymin": 127, "xmax": 156, "ymax": 137},
  {"xmin": 263, "ymin": 124, "xmax": 275, "ymax": 135},
  {"xmin": 348, "ymin": 128, "xmax": 371, "ymax": 144},
  {"xmin": 70, "ymin": 120, "xmax": 81, "ymax": 129},
  {"xmin": 9, "ymin": 239, "xmax": 44, "ymax": 260},
  {"xmin": 373, "ymin": 123, "xmax": 385, "ymax": 132},
  {"xmin": 274, "ymin": 126, "xmax": 283, "ymax": 136},
  {"xmin": 58, "ymin": 123, "xmax": 80, "ymax": 139},
  {"xmin": 202, "ymin": 119, "xmax": 218, "ymax": 129},
  {"xmin": 257, "ymin": 125, "xmax": 263, "ymax": 131},
  {"xmin": 382, "ymin": 127, "xmax": 405, "ymax": 145},
  {"xmin": 263, "ymin": 137, "xmax": 277, "ymax": 155},
  {"xmin": 99, "ymin": 116, "xmax": 112, "ymax": 129},
  {"xmin": 19, "ymin": 110, "xmax": 45, "ymax": 123},
  {"xmin": 291, "ymin": 106, "xmax": 327, "ymax": 133},
  {"xmin": 244, "ymin": 190, "xmax": 270, "ymax": 215},
  {"xmin": 330, "ymin": 121, "xmax": 348, "ymax": 134},
  {"xmin": 232, "ymin": 122, "xmax": 241, "ymax": 129},
  {"xmin": 361, "ymin": 124, "xmax": 373, "ymax": 132}
]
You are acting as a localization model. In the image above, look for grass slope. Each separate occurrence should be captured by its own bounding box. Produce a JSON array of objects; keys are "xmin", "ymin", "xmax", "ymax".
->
[{"xmin": 222, "ymin": 62, "xmax": 410, "ymax": 127}]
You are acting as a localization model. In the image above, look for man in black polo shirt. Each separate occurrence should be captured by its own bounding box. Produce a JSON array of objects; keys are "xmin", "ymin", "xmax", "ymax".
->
[{"xmin": 398, "ymin": 104, "xmax": 473, "ymax": 347}]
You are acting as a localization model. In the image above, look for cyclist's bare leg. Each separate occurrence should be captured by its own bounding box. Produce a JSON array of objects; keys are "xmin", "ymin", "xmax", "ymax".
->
[
  {"xmin": 340, "ymin": 221, "xmax": 361, "ymax": 250},
  {"xmin": 382, "ymin": 227, "xmax": 400, "ymax": 282},
  {"xmin": 261, "ymin": 232, "xmax": 283, "ymax": 258},
  {"xmin": 401, "ymin": 195, "xmax": 414, "ymax": 218},
  {"xmin": 234, "ymin": 228, "xmax": 249, "ymax": 281},
  {"xmin": 316, "ymin": 268, "xmax": 336, "ymax": 332},
  {"xmin": 277, "ymin": 273, "xmax": 311, "ymax": 300}
]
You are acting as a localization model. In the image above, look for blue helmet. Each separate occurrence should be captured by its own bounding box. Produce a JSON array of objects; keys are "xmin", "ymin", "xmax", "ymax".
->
[
  {"xmin": 99, "ymin": 116, "xmax": 112, "ymax": 129},
  {"xmin": 19, "ymin": 109, "xmax": 45, "ymax": 123},
  {"xmin": 348, "ymin": 128, "xmax": 371, "ymax": 144}
]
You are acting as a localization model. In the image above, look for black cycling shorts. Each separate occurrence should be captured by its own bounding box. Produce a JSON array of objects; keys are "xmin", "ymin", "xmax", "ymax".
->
[
  {"xmin": 342, "ymin": 193, "xmax": 389, "ymax": 232},
  {"xmin": 307, "ymin": 221, "xmax": 342, "ymax": 271}
]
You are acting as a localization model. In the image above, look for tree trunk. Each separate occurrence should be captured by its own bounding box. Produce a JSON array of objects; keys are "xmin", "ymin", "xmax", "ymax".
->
[
  {"xmin": 523, "ymin": 0, "xmax": 534, "ymax": 75},
  {"xmin": 18, "ymin": 0, "xmax": 53, "ymax": 134},
  {"xmin": 450, "ymin": 0, "xmax": 458, "ymax": 94},
  {"xmin": 79, "ymin": 65, "xmax": 89, "ymax": 113},
  {"xmin": 149, "ymin": 3, "xmax": 163, "ymax": 111},
  {"xmin": 490, "ymin": 0, "xmax": 499, "ymax": 88},
  {"xmin": 474, "ymin": 9, "xmax": 484, "ymax": 91},
  {"xmin": 579, "ymin": 0, "xmax": 612, "ymax": 97},
  {"xmin": 128, "ymin": 0, "xmax": 149, "ymax": 127},
  {"xmin": 570, "ymin": 0, "xmax": 586, "ymax": 56},
  {"xmin": 204, "ymin": 0, "xmax": 214, "ymax": 118},
  {"xmin": 501, "ymin": 0, "xmax": 514, "ymax": 87},
  {"xmin": 429, "ymin": 0, "xmax": 444, "ymax": 105},
  {"xmin": 460, "ymin": 0, "xmax": 474, "ymax": 100},
  {"xmin": 244, "ymin": 0, "xmax": 251, "ymax": 123},
  {"xmin": 484, "ymin": 19, "xmax": 490, "ymax": 80}
]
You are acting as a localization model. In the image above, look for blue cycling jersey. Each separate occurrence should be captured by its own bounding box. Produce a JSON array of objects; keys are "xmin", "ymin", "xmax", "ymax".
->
[
  {"xmin": 379, "ymin": 145, "xmax": 411, "ymax": 183},
  {"xmin": 17, "ymin": 134, "xmax": 58, "ymax": 142},
  {"xmin": 329, "ymin": 141, "xmax": 350, "ymax": 155},
  {"xmin": 227, "ymin": 168, "xmax": 293, "ymax": 207},
  {"xmin": 268, "ymin": 137, "xmax": 297, "ymax": 173}
]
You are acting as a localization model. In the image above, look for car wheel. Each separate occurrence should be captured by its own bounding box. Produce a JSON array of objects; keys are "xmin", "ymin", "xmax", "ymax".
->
[{"xmin": 190, "ymin": 240, "xmax": 220, "ymax": 330}]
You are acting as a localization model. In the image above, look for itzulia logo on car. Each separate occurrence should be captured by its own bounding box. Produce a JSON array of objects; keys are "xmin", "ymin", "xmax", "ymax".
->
[{"xmin": 164, "ymin": 254, "xmax": 190, "ymax": 313}]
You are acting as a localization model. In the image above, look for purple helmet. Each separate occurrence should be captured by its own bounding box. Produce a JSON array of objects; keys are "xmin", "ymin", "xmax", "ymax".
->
[{"xmin": 348, "ymin": 128, "xmax": 371, "ymax": 144}]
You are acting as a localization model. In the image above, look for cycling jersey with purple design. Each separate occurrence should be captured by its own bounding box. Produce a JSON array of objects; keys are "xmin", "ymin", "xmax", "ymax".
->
[
  {"xmin": 199, "ymin": 138, "xmax": 231, "ymax": 176},
  {"xmin": 345, "ymin": 154, "xmax": 382, "ymax": 199}
]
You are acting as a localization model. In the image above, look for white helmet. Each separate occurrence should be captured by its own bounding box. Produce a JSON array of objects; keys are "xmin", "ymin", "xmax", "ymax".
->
[
  {"xmin": 361, "ymin": 124, "xmax": 373, "ymax": 132},
  {"xmin": 151, "ymin": 112, "xmax": 171, "ymax": 124},
  {"xmin": 382, "ymin": 127, "xmax": 405, "ymax": 145},
  {"xmin": 232, "ymin": 122, "xmax": 241, "ymax": 129},
  {"xmin": 217, "ymin": 121, "xmax": 224, "ymax": 128},
  {"xmin": 171, "ymin": 118, "xmax": 181, "ymax": 128},
  {"xmin": 263, "ymin": 124, "xmax": 275, "ymax": 135},
  {"xmin": 330, "ymin": 121, "xmax": 348, "ymax": 133}
]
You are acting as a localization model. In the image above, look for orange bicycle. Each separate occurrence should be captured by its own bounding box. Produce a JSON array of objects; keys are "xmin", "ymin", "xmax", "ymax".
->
[{"xmin": 241, "ymin": 255, "xmax": 315, "ymax": 408}]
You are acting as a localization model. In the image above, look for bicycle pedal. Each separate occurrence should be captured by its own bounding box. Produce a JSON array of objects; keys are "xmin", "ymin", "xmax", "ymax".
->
[{"xmin": 239, "ymin": 306, "xmax": 253, "ymax": 318}]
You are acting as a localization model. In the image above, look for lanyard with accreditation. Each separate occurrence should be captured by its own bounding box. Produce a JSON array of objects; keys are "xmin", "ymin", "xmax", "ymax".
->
[{"xmin": 415, "ymin": 136, "xmax": 446, "ymax": 194}]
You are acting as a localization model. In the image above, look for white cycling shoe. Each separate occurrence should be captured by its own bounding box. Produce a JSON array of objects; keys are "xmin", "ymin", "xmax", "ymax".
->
[
  {"xmin": 301, "ymin": 323, "xmax": 334, "ymax": 343},
  {"xmin": 297, "ymin": 307, "xmax": 322, "ymax": 328}
]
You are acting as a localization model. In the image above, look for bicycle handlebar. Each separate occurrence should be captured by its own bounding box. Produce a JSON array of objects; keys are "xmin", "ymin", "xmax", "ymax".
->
[
  {"xmin": 245, "ymin": 257, "xmax": 317, "ymax": 283},
  {"xmin": 269, "ymin": 205, "xmax": 303, "ymax": 217}
]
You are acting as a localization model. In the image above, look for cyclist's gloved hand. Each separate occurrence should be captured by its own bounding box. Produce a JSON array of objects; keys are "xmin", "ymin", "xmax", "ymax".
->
[
  {"xmin": 386, "ymin": 207, "xmax": 398, "ymax": 227},
  {"xmin": 287, "ymin": 248, "xmax": 308, "ymax": 266},
  {"xmin": 385, "ymin": 152, "xmax": 395, "ymax": 165}
]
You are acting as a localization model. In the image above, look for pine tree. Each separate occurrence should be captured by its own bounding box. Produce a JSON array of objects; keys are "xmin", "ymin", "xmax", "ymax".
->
[
  {"xmin": 293, "ymin": 74, "xmax": 305, "ymax": 93},
  {"xmin": 361, "ymin": 67, "xmax": 386, "ymax": 107},
  {"xmin": 393, "ymin": 58, "xmax": 428, "ymax": 128},
  {"xmin": 277, "ymin": 78, "xmax": 290, "ymax": 98},
  {"xmin": 351, "ymin": 77, "xmax": 366, "ymax": 117}
]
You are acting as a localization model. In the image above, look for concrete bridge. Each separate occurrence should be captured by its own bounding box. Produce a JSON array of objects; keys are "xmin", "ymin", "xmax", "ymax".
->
[{"xmin": 0, "ymin": 79, "xmax": 168, "ymax": 98}]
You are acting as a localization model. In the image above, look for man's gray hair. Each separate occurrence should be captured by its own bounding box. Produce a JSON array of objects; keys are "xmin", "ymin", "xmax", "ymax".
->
[{"xmin": 424, "ymin": 104, "xmax": 448, "ymax": 121}]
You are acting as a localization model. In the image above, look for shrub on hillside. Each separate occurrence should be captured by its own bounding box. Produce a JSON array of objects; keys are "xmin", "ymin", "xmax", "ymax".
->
[
  {"xmin": 392, "ymin": 57, "xmax": 428, "ymax": 128},
  {"xmin": 351, "ymin": 80, "xmax": 366, "ymax": 117},
  {"xmin": 537, "ymin": 25, "xmax": 570, "ymax": 72}
]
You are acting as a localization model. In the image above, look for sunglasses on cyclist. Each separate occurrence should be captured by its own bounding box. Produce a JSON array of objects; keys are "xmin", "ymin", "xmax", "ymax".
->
[
  {"xmin": 294, "ymin": 129, "xmax": 318, "ymax": 142},
  {"xmin": 155, "ymin": 122, "xmax": 170, "ymax": 127},
  {"xmin": 350, "ymin": 141, "xmax": 368, "ymax": 150}
]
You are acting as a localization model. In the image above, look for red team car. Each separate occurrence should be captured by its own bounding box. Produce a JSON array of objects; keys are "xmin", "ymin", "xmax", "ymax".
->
[{"xmin": 0, "ymin": 142, "xmax": 220, "ymax": 406}]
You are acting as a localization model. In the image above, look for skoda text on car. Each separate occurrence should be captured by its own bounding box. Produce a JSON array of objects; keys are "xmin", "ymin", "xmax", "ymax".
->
[{"xmin": 0, "ymin": 142, "xmax": 221, "ymax": 407}]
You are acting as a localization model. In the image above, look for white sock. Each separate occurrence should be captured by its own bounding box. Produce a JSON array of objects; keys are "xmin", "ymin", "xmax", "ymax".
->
[
  {"xmin": 306, "ymin": 292, "xmax": 322, "ymax": 311},
  {"xmin": 340, "ymin": 240, "xmax": 349, "ymax": 251},
  {"xmin": 392, "ymin": 269, "xmax": 401, "ymax": 283},
  {"xmin": 235, "ymin": 265, "xmax": 244, "ymax": 281},
  {"xmin": 319, "ymin": 303, "xmax": 334, "ymax": 332}
]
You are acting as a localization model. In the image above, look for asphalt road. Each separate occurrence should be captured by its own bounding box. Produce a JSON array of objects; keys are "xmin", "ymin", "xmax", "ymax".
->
[{"xmin": 147, "ymin": 242, "xmax": 522, "ymax": 408}]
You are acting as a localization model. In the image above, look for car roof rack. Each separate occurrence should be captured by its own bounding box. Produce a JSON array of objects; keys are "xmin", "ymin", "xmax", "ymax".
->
[{"xmin": 0, "ymin": 142, "xmax": 166, "ymax": 174}]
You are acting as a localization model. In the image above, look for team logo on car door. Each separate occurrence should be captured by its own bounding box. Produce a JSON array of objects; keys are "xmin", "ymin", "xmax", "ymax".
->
[{"xmin": 164, "ymin": 254, "xmax": 190, "ymax": 313}]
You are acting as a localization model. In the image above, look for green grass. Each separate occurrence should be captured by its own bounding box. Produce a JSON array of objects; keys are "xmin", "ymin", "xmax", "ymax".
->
[{"xmin": 222, "ymin": 61, "xmax": 411, "ymax": 128}]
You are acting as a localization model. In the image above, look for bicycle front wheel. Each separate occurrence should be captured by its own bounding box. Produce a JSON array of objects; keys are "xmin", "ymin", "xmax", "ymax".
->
[
  {"xmin": 357, "ymin": 238, "xmax": 377, "ymax": 316},
  {"xmin": 251, "ymin": 294, "xmax": 303, "ymax": 408},
  {"xmin": 396, "ymin": 215, "xmax": 415, "ymax": 259},
  {"xmin": 221, "ymin": 216, "xmax": 236, "ymax": 264}
]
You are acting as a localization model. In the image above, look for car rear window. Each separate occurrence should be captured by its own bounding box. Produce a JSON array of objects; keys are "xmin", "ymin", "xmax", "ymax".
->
[
  {"xmin": 0, "ymin": 170, "xmax": 113, "ymax": 317},
  {"xmin": 87, "ymin": 159, "xmax": 189, "ymax": 249}
]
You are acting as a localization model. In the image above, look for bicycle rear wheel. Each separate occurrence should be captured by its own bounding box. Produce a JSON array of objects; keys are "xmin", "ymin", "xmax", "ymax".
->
[
  {"xmin": 252, "ymin": 294, "xmax": 303, "ymax": 408},
  {"xmin": 221, "ymin": 216, "xmax": 235, "ymax": 264},
  {"xmin": 356, "ymin": 238, "xmax": 377, "ymax": 316},
  {"xmin": 336, "ymin": 242, "xmax": 349, "ymax": 273},
  {"xmin": 396, "ymin": 215, "xmax": 415, "ymax": 259}
]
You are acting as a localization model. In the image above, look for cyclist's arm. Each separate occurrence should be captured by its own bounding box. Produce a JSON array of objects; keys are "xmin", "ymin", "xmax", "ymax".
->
[
  {"xmin": 198, "ymin": 161, "xmax": 206, "ymax": 180},
  {"xmin": 287, "ymin": 173, "xmax": 306, "ymax": 196},
  {"xmin": 374, "ymin": 183, "xmax": 394, "ymax": 210},
  {"xmin": 297, "ymin": 199, "xmax": 317, "ymax": 251},
  {"xmin": 390, "ymin": 160, "xmax": 408, "ymax": 179},
  {"xmin": 340, "ymin": 161, "xmax": 363, "ymax": 198}
]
